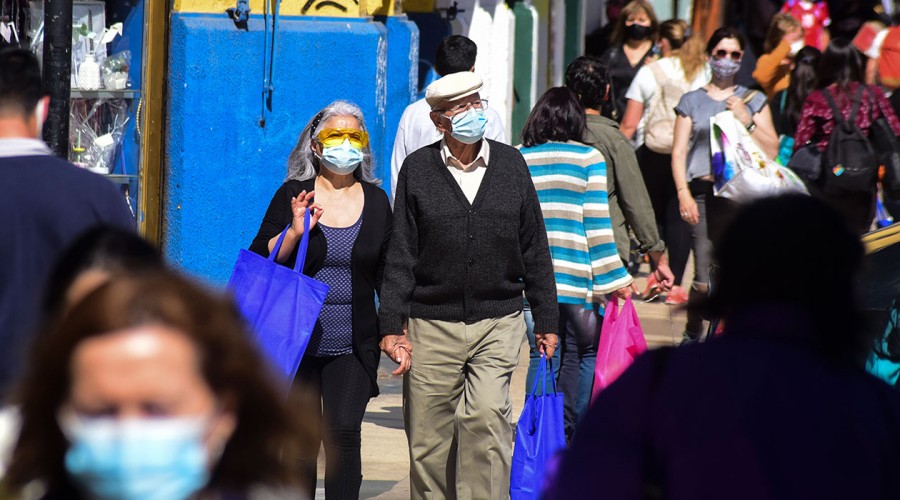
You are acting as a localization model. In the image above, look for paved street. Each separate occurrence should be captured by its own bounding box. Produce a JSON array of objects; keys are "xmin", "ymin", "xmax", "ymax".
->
[{"xmin": 315, "ymin": 269, "xmax": 688, "ymax": 499}]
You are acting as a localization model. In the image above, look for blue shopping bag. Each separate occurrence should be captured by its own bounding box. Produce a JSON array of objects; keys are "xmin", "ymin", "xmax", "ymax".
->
[
  {"xmin": 510, "ymin": 355, "xmax": 566, "ymax": 500},
  {"xmin": 227, "ymin": 208, "xmax": 329, "ymax": 382}
]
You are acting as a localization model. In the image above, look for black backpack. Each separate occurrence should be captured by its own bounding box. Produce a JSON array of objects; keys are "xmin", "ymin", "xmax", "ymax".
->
[{"xmin": 821, "ymin": 86, "xmax": 878, "ymax": 194}]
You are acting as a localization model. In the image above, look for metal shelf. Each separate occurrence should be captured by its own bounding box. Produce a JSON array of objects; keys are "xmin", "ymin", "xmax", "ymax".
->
[{"xmin": 70, "ymin": 89, "xmax": 139, "ymax": 99}]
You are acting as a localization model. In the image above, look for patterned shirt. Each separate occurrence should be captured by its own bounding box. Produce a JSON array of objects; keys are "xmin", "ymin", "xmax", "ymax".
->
[
  {"xmin": 519, "ymin": 140, "xmax": 633, "ymax": 305},
  {"xmin": 793, "ymin": 83, "xmax": 900, "ymax": 153},
  {"xmin": 309, "ymin": 214, "xmax": 362, "ymax": 357}
]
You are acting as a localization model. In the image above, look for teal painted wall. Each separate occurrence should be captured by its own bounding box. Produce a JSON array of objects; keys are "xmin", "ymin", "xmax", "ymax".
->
[
  {"xmin": 512, "ymin": 3, "xmax": 536, "ymax": 142},
  {"xmin": 166, "ymin": 14, "xmax": 400, "ymax": 284}
]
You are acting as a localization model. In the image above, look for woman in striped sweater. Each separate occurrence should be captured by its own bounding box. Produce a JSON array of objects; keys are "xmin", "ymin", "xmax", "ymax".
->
[{"xmin": 519, "ymin": 87, "xmax": 634, "ymax": 439}]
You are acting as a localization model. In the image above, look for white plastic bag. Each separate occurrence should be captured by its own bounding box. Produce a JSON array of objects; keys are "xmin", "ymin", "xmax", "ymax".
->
[{"xmin": 710, "ymin": 110, "xmax": 808, "ymax": 203}]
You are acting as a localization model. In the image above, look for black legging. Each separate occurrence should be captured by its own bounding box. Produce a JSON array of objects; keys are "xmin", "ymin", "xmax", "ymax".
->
[
  {"xmin": 636, "ymin": 145, "xmax": 692, "ymax": 284},
  {"xmin": 295, "ymin": 352, "xmax": 371, "ymax": 499}
]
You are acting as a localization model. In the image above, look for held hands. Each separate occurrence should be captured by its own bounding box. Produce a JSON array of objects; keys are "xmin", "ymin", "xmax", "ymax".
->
[
  {"xmin": 534, "ymin": 333, "xmax": 559, "ymax": 358},
  {"xmin": 653, "ymin": 263, "xmax": 675, "ymax": 292},
  {"xmin": 725, "ymin": 96, "xmax": 753, "ymax": 129},
  {"xmin": 380, "ymin": 323, "xmax": 413, "ymax": 375},
  {"xmin": 290, "ymin": 190, "xmax": 324, "ymax": 238},
  {"xmin": 678, "ymin": 190, "xmax": 700, "ymax": 225}
]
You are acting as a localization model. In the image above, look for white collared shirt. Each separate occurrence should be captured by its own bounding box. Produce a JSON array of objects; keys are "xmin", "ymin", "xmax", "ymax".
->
[
  {"xmin": 0, "ymin": 138, "xmax": 52, "ymax": 158},
  {"xmin": 440, "ymin": 138, "xmax": 490, "ymax": 204}
]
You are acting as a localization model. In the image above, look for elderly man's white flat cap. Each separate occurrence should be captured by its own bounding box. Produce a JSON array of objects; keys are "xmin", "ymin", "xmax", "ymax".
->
[{"xmin": 425, "ymin": 72, "xmax": 483, "ymax": 109}]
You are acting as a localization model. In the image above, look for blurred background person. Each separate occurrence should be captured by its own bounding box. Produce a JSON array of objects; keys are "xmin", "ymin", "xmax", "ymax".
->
[
  {"xmin": 0, "ymin": 48, "xmax": 133, "ymax": 400},
  {"xmin": 780, "ymin": 0, "xmax": 831, "ymax": 50},
  {"xmin": 598, "ymin": 0, "xmax": 660, "ymax": 122},
  {"xmin": 752, "ymin": 13, "xmax": 805, "ymax": 98},
  {"xmin": 770, "ymin": 46, "xmax": 822, "ymax": 164},
  {"xmin": 546, "ymin": 194, "xmax": 900, "ymax": 499},
  {"xmin": 6, "ymin": 272, "xmax": 313, "ymax": 499},
  {"xmin": 249, "ymin": 100, "xmax": 392, "ymax": 499},
  {"xmin": 518, "ymin": 86, "xmax": 634, "ymax": 440},
  {"xmin": 672, "ymin": 27, "xmax": 776, "ymax": 341},
  {"xmin": 621, "ymin": 19, "xmax": 709, "ymax": 305},
  {"xmin": 793, "ymin": 38, "xmax": 900, "ymax": 234},
  {"xmin": 565, "ymin": 57, "xmax": 674, "ymax": 301}
]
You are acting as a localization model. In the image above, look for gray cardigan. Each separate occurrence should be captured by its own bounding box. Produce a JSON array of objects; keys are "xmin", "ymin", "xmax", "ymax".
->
[{"xmin": 380, "ymin": 139, "xmax": 558, "ymax": 335}]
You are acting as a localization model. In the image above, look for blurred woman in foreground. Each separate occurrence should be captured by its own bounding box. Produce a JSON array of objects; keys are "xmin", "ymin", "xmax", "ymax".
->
[{"xmin": 5, "ymin": 272, "xmax": 313, "ymax": 499}]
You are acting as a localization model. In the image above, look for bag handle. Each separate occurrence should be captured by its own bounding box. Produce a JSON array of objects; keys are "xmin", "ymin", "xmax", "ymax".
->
[
  {"xmin": 528, "ymin": 353, "xmax": 559, "ymax": 397},
  {"xmin": 269, "ymin": 207, "xmax": 312, "ymax": 274}
]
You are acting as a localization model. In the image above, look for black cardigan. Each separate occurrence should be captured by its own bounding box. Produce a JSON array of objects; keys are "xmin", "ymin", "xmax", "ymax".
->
[
  {"xmin": 249, "ymin": 178, "xmax": 392, "ymax": 397},
  {"xmin": 379, "ymin": 139, "xmax": 558, "ymax": 336}
]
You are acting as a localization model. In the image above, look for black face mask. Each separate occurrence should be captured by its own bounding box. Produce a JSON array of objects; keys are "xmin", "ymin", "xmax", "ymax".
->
[{"xmin": 626, "ymin": 23, "xmax": 653, "ymax": 41}]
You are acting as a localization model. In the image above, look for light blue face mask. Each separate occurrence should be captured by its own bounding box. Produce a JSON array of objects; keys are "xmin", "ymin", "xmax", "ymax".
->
[
  {"xmin": 319, "ymin": 138, "xmax": 364, "ymax": 176},
  {"xmin": 61, "ymin": 414, "xmax": 213, "ymax": 500},
  {"xmin": 449, "ymin": 108, "xmax": 488, "ymax": 144}
]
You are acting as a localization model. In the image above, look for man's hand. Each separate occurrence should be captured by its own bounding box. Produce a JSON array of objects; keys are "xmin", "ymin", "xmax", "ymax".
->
[
  {"xmin": 534, "ymin": 333, "xmax": 559, "ymax": 358},
  {"xmin": 379, "ymin": 332, "xmax": 413, "ymax": 375},
  {"xmin": 653, "ymin": 264, "xmax": 675, "ymax": 292}
]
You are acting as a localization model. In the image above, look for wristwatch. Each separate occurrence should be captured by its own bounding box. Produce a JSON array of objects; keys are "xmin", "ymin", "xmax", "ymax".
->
[{"xmin": 745, "ymin": 121, "xmax": 757, "ymax": 133}]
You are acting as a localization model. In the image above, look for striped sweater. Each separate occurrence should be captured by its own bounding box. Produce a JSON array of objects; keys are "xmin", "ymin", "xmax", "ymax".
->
[{"xmin": 519, "ymin": 140, "xmax": 633, "ymax": 304}]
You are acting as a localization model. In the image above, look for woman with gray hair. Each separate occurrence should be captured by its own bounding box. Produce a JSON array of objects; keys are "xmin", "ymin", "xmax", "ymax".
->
[{"xmin": 249, "ymin": 100, "xmax": 392, "ymax": 499}]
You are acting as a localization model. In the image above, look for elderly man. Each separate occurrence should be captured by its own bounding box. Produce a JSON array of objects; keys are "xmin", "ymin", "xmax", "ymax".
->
[
  {"xmin": 390, "ymin": 35, "xmax": 507, "ymax": 203},
  {"xmin": 379, "ymin": 71, "xmax": 558, "ymax": 500}
]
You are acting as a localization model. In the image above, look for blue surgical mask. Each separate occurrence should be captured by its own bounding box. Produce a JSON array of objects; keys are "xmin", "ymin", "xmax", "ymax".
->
[
  {"xmin": 61, "ymin": 414, "xmax": 212, "ymax": 500},
  {"xmin": 449, "ymin": 108, "xmax": 487, "ymax": 144},
  {"xmin": 319, "ymin": 139, "xmax": 364, "ymax": 176}
]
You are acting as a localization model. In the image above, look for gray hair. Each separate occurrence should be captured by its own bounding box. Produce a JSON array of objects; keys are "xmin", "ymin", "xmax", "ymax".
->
[{"xmin": 285, "ymin": 100, "xmax": 380, "ymax": 185}]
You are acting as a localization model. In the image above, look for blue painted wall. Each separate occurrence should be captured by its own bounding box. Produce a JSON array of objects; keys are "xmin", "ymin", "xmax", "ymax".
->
[
  {"xmin": 167, "ymin": 13, "xmax": 394, "ymax": 285},
  {"xmin": 381, "ymin": 15, "xmax": 419, "ymax": 198}
]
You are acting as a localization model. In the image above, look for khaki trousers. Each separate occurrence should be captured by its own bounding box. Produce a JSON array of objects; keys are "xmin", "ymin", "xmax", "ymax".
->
[{"xmin": 404, "ymin": 312, "xmax": 525, "ymax": 500}]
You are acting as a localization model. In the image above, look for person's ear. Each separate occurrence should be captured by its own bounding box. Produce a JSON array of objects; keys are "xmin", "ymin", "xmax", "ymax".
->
[
  {"xmin": 430, "ymin": 111, "xmax": 448, "ymax": 133},
  {"xmin": 311, "ymin": 138, "xmax": 323, "ymax": 156}
]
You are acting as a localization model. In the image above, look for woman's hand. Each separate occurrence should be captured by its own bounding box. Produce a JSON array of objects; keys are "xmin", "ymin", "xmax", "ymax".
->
[
  {"xmin": 612, "ymin": 286, "xmax": 633, "ymax": 300},
  {"xmin": 726, "ymin": 95, "xmax": 753, "ymax": 128},
  {"xmin": 380, "ymin": 333, "xmax": 413, "ymax": 375},
  {"xmin": 534, "ymin": 333, "xmax": 559, "ymax": 358},
  {"xmin": 678, "ymin": 190, "xmax": 700, "ymax": 225},
  {"xmin": 290, "ymin": 190, "xmax": 323, "ymax": 238}
]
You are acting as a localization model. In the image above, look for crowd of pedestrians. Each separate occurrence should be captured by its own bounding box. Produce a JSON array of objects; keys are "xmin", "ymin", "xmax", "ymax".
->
[{"xmin": 2, "ymin": 1, "xmax": 900, "ymax": 498}]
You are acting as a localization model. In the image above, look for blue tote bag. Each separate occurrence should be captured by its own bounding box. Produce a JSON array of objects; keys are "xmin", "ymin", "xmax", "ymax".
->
[
  {"xmin": 511, "ymin": 355, "xmax": 566, "ymax": 500},
  {"xmin": 227, "ymin": 208, "xmax": 329, "ymax": 382}
]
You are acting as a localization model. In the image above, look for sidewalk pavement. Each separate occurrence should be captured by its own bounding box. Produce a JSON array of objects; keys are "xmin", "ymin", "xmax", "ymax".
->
[{"xmin": 315, "ymin": 270, "xmax": 687, "ymax": 499}]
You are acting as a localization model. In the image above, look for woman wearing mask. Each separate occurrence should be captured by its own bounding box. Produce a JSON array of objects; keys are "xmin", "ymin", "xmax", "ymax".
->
[
  {"xmin": 598, "ymin": 0, "xmax": 659, "ymax": 122},
  {"xmin": 620, "ymin": 19, "xmax": 709, "ymax": 305},
  {"xmin": 793, "ymin": 39, "xmax": 900, "ymax": 234},
  {"xmin": 249, "ymin": 100, "xmax": 392, "ymax": 499},
  {"xmin": 518, "ymin": 87, "xmax": 633, "ymax": 440},
  {"xmin": 6, "ymin": 272, "xmax": 313, "ymax": 499},
  {"xmin": 671, "ymin": 27, "xmax": 778, "ymax": 341},
  {"xmin": 752, "ymin": 13, "xmax": 805, "ymax": 98},
  {"xmin": 770, "ymin": 46, "xmax": 821, "ymax": 164}
]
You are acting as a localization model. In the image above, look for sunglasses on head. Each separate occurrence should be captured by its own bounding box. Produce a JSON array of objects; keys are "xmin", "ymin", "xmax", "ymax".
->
[
  {"xmin": 713, "ymin": 49, "xmax": 743, "ymax": 61},
  {"xmin": 316, "ymin": 128, "xmax": 369, "ymax": 148}
]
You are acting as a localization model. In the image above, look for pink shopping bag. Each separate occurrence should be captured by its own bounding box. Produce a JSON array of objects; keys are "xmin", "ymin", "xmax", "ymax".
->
[{"xmin": 590, "ymin": 296, "xmax": 648, "ymax": 404}]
